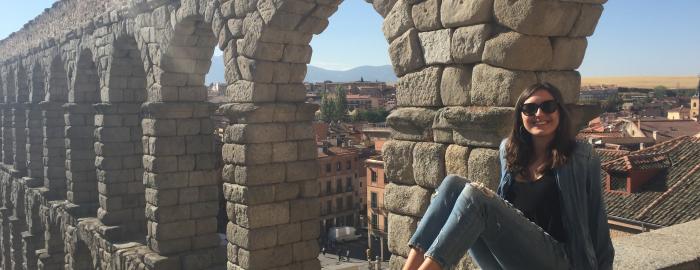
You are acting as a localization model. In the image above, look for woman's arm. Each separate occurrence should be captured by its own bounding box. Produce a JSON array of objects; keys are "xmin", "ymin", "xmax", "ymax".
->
[{"xmin": 587, "ymin": 152, "xmax": 615, "ymax": 270}]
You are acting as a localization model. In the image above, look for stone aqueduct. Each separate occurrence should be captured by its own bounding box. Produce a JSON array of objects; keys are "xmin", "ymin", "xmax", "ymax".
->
[{"xmin": 0, "ymin": 0, "xmax": 604, "ymax": 269}]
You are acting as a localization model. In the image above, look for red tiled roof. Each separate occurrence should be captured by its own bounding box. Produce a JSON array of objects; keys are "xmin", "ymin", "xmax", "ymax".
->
[{"xmin": 602, "ymin": 136, "xmax": 700, "ymax": 226}]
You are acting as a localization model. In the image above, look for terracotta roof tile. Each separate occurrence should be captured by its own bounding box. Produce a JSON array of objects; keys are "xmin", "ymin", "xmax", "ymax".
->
[{"xmin": 602, "ymin": 136, "xmax": 700, "ymax": 226}]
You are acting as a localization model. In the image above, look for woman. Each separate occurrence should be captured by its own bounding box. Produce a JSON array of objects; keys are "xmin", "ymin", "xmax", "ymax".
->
[{"xmin": 403, "ymin": 83, "xmax": 614, "ymax": 270}]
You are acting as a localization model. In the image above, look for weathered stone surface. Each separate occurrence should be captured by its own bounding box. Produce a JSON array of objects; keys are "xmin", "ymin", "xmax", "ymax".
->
[
  {"xmin": 382, "ymin": 0, "xmax": 415, "ymax": 42},
  {"xmin": 371, "ymin": 0, "xmax": 399, "ymax": 18},
  {"xmin": 440, "ymin": 0, "xmax": 492, "ymax": 28},
  {"xmin": 467, "ymin": 148, "xmax": 501, "ymax": 190},
  {"xmin": 445, "ymin": 144, "xmax": 470, "ymax": 177},
  {"xmin": 396, "ymin": 66, "xmax": 442, "ymax": 107},
  {"xmin": 561, "ymin": 0, "xmax": 607, "ymax": 4},
  {"xmin": 494, "ymin": 0, "xmax": 579, "ymax": 36},
  {"xmin": 471, "ymin": 63, "xmax": 537, "ymax": 106},
  {"xmin": 536, "ymin": 71, "xmax": 581, "ymax": 104},
  {"xmin": 418, "ymin": 29, "xmax": 452, "ymax": 65},
  {"xmin": 413, "ymin": 142, "xmax": 447, "ymax": 189},
  {"xmin": 383, "ymin": 183, "xmax": 431, "ymax": 217},
  {"xmin": 411, "ymin": 0, "xmax": 442, "ymax": 31},
  {"xmin": 566, "ymin": 104, "xmax": 602, "ymax": 135},
  {"xmin": 389, "ymin": 28, "xmax": 425, "ymax": 77},
  {"xmin": 389, "ymin": 256, "xmax": 408, "ymax": 270},
  {"xmin": 383, "ymin": 140, "xmax": 417, "ymax": 185},
  {"xmin": 386, "ymin": 107, "xmax": 436, "ymax": 141},
  {"xmin": 437, "ymin": 106, "xmax": 515, "ymax": 147},
  {"xmin": 550, "ymin": 38, "xmax": 587, "ymax": 70},
  {"xmin": 613, "ymin": 219, "xmax": 700, "ymax": 270},
  {"xmin": 440, "ymin": 65, "xmax": 472, "ymax": 106},
  {"xmin": 451, "ymin": 24, "xmax": 491, "ymax": 64},
  {"xmin": 482, "ymin": 32, "xmax": 553, "ymax": 71},
  {"xmin": 569, "ymin": 4, "xmax": 604, "ymax": 37},
  {"xmin": 387, "ymin": 213, "xmax": 418, "ymax": 257}
]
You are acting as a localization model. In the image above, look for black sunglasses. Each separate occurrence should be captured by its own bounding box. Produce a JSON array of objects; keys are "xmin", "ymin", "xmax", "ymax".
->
[{"xmin": 521, "ymin": 100, "xmax": 558, "ymax": 116}]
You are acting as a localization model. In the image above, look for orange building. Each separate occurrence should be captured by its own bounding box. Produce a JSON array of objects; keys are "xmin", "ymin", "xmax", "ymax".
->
[{"xmin": 364, "ymin": 129, "xmax": 391, "ymax": 260}]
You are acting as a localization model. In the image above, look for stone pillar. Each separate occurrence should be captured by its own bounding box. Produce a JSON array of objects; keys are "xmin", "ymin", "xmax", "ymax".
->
[
  {"xmin": 3, "ymin": 104, "xmax": 14, "ymax": 165},
  {"xmin": 22, "ymin": 231, "xmax": 39, "ymax": 270},
  {"xmin": 9, "ymin": 216, "xmax": 25, "ymax": 269},
  {"xmin": 40, "ymin": 201, "xmax": 66, "ymax": 270},
  {"xmin": 23, "ymin": 188, "xmax": 45, "ymax": 270},
  {"xmin": 141, "ymin": 102, "xmax": 222, "ymax": 260},
  {"xmin": 0, "ymin": 207, "xmax": 11, "ymax": 270},
  {"xmin": 220, "ymin": 100, "xmax": 321, "ymax": 269},
  {"xmin": 376, "ymin": 0, "xmax": 605, "ymax": 267},
  {"xmin": 63, "ymin": 103, "xmax": 99, "ymax": 215},
  {"xmin": 0, "ymin": 103, "xmax": 4, "ymax": 163},
  {"xmin": 12, "ymin": 103, "xmax": 27, "ymax": 175},
  {"xmin": 40, "ymin": 101, "xmax": 67, "ymax": 200},
  {"xmin": 26, "ymin": 103, "xmax": 45, "ymax": 184},
  {"xmin": 94, "ymin": 103, "xmax": 145, "ymax": 238}
]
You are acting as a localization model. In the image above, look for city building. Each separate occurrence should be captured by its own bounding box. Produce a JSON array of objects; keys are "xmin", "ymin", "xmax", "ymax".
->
[
  {"xmin": 599, "ymin": 136, "xmax": 700, "ymax": 237},
  {"xmin": 666, "ymin": 106, "xmax": 691, "ymax": 120},
  {"xmin": 620, "ymin": 118, "xmax": 700, "ymax": 143},
  {"xmin": 318, "ymin": 146, "xmax": 365, "ymax": 234},
  {"xmin": 362, "ymin": 127, "xmax": 391, "ymax": 261}
]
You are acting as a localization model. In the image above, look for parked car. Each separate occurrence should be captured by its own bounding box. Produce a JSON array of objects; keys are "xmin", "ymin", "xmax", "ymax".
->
[{"xmin": 328, "ymin": 226, "xmax": 361, "ymax": 242}]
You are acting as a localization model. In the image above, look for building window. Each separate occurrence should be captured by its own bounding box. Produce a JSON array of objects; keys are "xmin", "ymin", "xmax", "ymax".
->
[
  {"xmin": 326, "ymin": 200, "xmax": 331, "ymax": 213},
  {"xmin": 336, "ymin": 179, "xmax": 342, "ymax": 193},
  {"xmin": 371, "ymin": 170, "xmax": 377, "ymax": 183},
  {"xmin": 371, "ymin": 214, "xmax": 378, "ymax": 229},
  {"xmin": 384, "ymin": 216, "xmax": 388, "ymax": 232},
  {"xmin": 326, "ymin": 181, "xmax": 331, "ymax": 195},
  {"xmin": 346, "ymin": 196, "xmax": 353, "ymax": 210},
  {"xmin": 346, "ymin": 177, "xmax": 352, "ymax": 192},
  {"xmin": 325, "ymin": 164, "xmax": 331, "ymax": 173},
  {"xmin": 337, "ymin": 197, "xmax": 344, "ymax": 212},
  {"xmin": 346, "ymin": 160, "xmax": 352, "ymax": 170},
  {"xmin": 336, "ymin": 162, "xmax": 341, "ymax": 171},
  {"xmin": 371, "ymin": 192, "xmax": 378, "ymax": 208}
]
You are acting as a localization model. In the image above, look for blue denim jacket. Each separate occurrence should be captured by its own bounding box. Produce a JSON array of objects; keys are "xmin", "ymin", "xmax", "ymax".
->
[{"xmin": 497, "ymin": 139, "xmax": 614, "ymax": 270}]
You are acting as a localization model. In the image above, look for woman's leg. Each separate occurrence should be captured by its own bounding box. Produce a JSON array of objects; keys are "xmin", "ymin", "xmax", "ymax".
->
[
  {"xmin": 421, "ymin": 182, "xmax": 569, "ymax": 269},
  {"xmin": 404, "ymin": 175, "xmax": 469, "ymax": 270}
]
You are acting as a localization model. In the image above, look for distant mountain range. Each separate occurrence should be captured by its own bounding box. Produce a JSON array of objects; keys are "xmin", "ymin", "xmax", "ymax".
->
[{"xmin": 205, "ymin": 55, "xmax": 397, "ymax": 84}]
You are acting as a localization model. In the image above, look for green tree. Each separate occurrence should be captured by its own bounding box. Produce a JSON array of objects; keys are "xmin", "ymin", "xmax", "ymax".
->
[
  {"xmin": 335, "ymin": 86, "xmax": 348, "ymax": 122},
  {"xmin": 320, "ymin": 93, "xmax": 337, "ymax": 122},
  {"xmin": 653, "ymin": 85, "xmax": 668, "ymax": 99},
  {"xmin": 601, "ymin": 94, "xmax": 622, "ymax": 112}
]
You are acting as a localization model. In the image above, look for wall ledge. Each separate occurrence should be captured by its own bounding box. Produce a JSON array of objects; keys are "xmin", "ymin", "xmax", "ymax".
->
[{"xmin": 613, "ymin": 219, "xmax": 700, "ymax": 269}]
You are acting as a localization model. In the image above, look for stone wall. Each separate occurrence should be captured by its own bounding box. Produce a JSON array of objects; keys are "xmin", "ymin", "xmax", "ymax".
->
[
  {"xmin": 374, "ymin": 0, "xmax": 606, "ymax": 267},
  {"xmin": 0, "ymin": 0, "xmax": 625, "ymax": 269}
]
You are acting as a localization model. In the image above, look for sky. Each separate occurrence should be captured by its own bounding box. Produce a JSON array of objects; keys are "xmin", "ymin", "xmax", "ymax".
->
[{"xmin": 1, "ymin": 0, "xmax": 698, "ymax": 77}]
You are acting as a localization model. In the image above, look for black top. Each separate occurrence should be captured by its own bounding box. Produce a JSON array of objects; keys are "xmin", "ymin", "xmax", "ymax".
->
[{"xmin": 505, "ymin": 170, "xmax": 566, "ymax": 243}]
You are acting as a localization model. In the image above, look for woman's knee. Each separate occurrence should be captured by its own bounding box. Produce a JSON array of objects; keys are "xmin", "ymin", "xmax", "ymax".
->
[
  {"xmin": 438, "ymin": 175, "xmax": 468, "ymax": 192},
  {"xmin": 460, "ymin": 182, "xmax": 494, "ymax": 202}
]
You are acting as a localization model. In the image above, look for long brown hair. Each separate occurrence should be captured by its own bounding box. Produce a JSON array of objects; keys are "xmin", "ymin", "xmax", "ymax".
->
[{"xmin": 505, "ymin": 83, "xmax": 576, "ymax": 178}]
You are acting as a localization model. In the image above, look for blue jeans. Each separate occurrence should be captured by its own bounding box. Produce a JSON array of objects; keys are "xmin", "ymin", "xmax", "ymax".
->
[{"xmin": 408, "ymin": 175, "xmax": 570, "ymax": 270}]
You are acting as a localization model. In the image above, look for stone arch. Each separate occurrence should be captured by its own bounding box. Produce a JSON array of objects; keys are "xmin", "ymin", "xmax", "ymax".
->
[
  {"xmin": 94, "ymin": 33, "xmax": 148, "ymax": 239},
  {"xmin": 64, "ymin": 225, "xmax": 96, "ymax": 270},
  {"xmin": 214, "ymin": 0, "xmax": 334, "ymax": 268},
  {"xmin": 64, "ymin": 48, "xmax": 101, "ymax": 217},
  {"xmin": 138, "ymin": 4, "xmax": 223, "ymax": 259},
  {"xmin": 43, "ymin": 55, "xmax": 69, "ymax": 199}
]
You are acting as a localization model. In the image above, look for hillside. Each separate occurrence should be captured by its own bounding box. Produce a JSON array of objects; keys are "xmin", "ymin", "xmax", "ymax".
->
[
  {"xmin": 582, "ymin": 76, "xmax": 698, "ymax": 89},
  {"xmin": 205, "ymin": 55, "xmax": 397, "ymax": 84}
]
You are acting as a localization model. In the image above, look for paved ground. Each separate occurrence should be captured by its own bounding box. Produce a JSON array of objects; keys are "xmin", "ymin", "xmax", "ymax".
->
[
  {"xmin": 318, "ymin": 253, "xmax": 387, "ymax": 270},
  {"xmin": 319, "ymin": 235, "xmax": 390, "ymax": 269}
]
